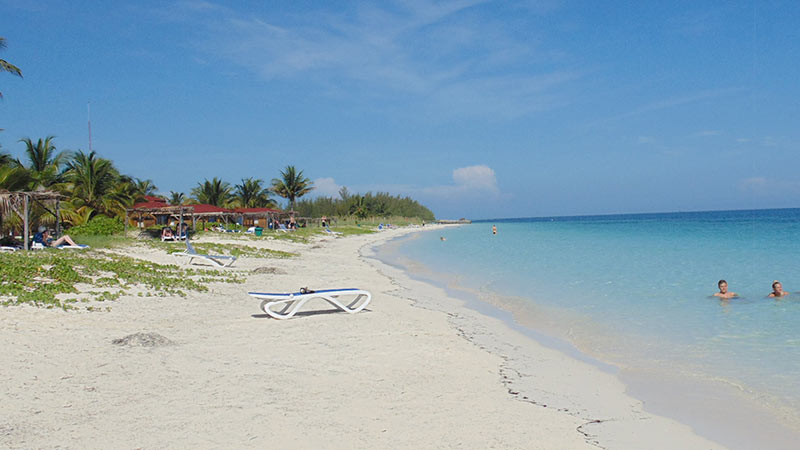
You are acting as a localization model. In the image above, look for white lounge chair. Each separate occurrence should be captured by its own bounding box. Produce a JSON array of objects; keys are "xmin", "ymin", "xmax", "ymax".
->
[
  {"xmin": 57, "ymin": 244, "xmax": 90, "ymax": 249},
  {"xmin": 173, "ymin": 236, "xmax": 236, "ymax": 267},
  {"xmin": 322, "ymin": 227, "xmax": 342, "ymax": 236},
  {"xmin": 248, "ymin": 288, "xmax": 372, "ymax": 320},
  {"xmin": 0, "ymin": 246, "xmax": 18, "ymax": 252}
]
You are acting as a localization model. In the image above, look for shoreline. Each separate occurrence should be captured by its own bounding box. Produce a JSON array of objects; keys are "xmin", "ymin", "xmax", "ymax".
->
[
  {"xmin": 361, "ymin": 227, "xmax": 727, "ymax": 449},
  {"xmin": 1, "ymin": 226, "xmax": 721, "ymax": 448},
  {"xmin": 374, "ymin": 226, "xmax": 800, "ymax": 450}
]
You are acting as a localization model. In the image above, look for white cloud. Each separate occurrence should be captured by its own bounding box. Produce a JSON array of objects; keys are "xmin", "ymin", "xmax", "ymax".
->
[
  {"xmin": 421, "ymin": 164, "xmax": 501, "ymax": 199},
  {"xmin": 691, "ymin": 130, "xmax": 721, "ymax": 137},
  {"xmin": 312, "ymin": 177, "xmax": 342, "ymax": 197},
  {"xmin": 452, "ymin": 165, "xmax": 499, "ymax": 192},
  {"xmin": 166, "ymin": 0, "xmax": 578, "ymax": 118}
]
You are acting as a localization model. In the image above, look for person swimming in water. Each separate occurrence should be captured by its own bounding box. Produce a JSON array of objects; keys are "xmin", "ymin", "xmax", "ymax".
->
[
  {"xmin": 492, "ymin": 225, "xmax": 497, "ymax": 235},
  {"xmin": 769, "ymin": 280, "xmax": 790, "ymax": 298},
  {"xmin": 713, "ymin": 279, "xmax": 737, "ymax": 299}
]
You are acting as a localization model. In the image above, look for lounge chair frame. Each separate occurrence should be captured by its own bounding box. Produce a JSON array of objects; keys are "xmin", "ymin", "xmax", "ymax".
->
[
  {"xmin": 248, "ymin": 288, "xmax": 372, "ymax": 319},
  {"xmin": 173, "ymin": 236, "xmax": 236, "ymax": 267}
]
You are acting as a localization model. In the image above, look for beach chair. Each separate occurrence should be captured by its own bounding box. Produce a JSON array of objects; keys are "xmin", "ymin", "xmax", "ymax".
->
[
  {"xmin": 172, "ymin": 235, "xmax": 237, "ymax": 267},
  {"xmin": 0, "ymin": 246, "xmax": 18, "ymax": 252},
  {"xmin": 276, "ymin": 223, "xmax": 290, "ymax": 233},
  {"xmin": 248, "ymin": 288, "xmax": 372, "ymax": 320},
  {"xmin": 322, "ymin": 227, "xmax": 342, "ymax": 236}
]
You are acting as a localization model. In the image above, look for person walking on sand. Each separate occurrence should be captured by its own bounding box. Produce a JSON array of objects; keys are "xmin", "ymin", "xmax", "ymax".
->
[
  {"xmin": 492, "ymin": 225, "xmax": 497, "ymax": 235},
  {"xmin": 713, "ymin": 280, "xmax": 737, "ymax": 299},
  {"xmin": 769, "ymin": 280, "xmax": 790, "ymax": 298}
]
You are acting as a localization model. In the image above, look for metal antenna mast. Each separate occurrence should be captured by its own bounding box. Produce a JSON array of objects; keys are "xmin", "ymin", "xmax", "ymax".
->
[{"xmin": 87, "ymin": 101, "xmax": 93, "ymax": 152}]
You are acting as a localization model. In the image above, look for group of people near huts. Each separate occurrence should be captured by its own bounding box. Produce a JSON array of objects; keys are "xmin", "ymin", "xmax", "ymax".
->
[{"xmin": 160, "ymin": 223, "xmax": 189, "ymax": 241}]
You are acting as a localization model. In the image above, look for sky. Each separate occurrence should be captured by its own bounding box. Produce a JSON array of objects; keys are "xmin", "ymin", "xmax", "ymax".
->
[{"xmin": 0, "ymin": 0, "xmax": 798, "ymax": 220}]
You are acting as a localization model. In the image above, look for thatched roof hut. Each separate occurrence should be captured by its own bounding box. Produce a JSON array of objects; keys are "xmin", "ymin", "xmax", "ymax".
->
[{"xmin": 0, "ymin": 189, "xmax": 65, "ymax": 250}]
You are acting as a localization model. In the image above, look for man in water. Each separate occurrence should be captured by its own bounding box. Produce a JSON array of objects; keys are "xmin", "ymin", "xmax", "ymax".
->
[
  {"xmin": 492, "ymin": 225, "xmax": 497, "ymax": 235},
  {"xmin": 713, "ymin": 280, "xmax": 737, "ymax": 299},
  {"xmin": 769, "ymin": 280, "xmax": 790, "ymax": 298}
]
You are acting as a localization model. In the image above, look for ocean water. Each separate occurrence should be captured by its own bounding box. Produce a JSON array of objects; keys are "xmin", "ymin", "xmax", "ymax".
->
[{"xmin": 384, "ymin": 209, "xmax": 800, "ymax": 430}]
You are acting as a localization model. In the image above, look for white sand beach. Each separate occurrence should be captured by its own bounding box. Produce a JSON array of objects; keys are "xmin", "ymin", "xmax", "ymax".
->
[{"xmin": 0, "ymin": 226, "xmax": 726, "ymax": 449}]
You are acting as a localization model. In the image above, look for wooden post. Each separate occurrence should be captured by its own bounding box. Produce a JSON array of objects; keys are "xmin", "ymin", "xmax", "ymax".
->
[
  {"xmin": 55, "ymin": 200, "xmax": 61, "ymax": 238},
  {"xmin": 23, "ymin": 195, "xmax": 29, "ymax": 251},
  {"xmin": 124, "ymin": 210, "xmax": 128, "ymax": 234}
]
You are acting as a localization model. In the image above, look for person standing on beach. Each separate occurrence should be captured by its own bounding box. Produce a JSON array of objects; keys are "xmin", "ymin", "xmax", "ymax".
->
[
  {"xmin": 769, "ymin": 280, "xmax": 789, "ymax": 298},
  {"xmin": 492, "ymin": 225, "xmax": 497, "ymax": 235},
  {"xmin": 713, "ymin": 280, "xmax": 737, "ymax": 299}
]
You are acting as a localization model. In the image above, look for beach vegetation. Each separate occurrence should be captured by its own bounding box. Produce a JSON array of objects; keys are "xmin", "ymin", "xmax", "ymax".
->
[
  {"xmin": 0, "ymin": 36, "xmax": 22, "ymax": 99},
  {"xmin": 0, "ymin": 250, "xmax": 243, "ymax": 309},
  {"xmin": 64, "ymin": 150, "xmax": 134, "ymax": 220},
  {"xmin": 17, "ymin": 136, "xmax": 70, "ymax": 189},
  {"xmin": 271, "ymin": 165, "xmax": 314, "ymax": 211},
  {"xmin": 296, "ymin": 191, "xmax": 434, "ymax": 221},
  {"xmin": 234, "ymin": 177, "xmax": 276, "ymax": 208},
  {"xmin": 168, "ymin": 191, "xmax": 185, "ymax": 205},
  {"xmin": 68, "ymin": 215, "xmax": 124, "ymax": 236},
  {"xmin": 191, "ymin": 177, "xmax": 233, "ymax": 207},
  {"xmin": 149, "ymin": 239, "xmax": 295, "ymax": 259}
]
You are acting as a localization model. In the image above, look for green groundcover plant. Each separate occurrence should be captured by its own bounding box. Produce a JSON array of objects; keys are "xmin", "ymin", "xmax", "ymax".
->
[
  {"xmin": 0, "ymin": 250, "xmax": 244, "ymax": 310},
  {"xmin": 68, "ymin": 216, "xmax": 124, "ymax": 236}
]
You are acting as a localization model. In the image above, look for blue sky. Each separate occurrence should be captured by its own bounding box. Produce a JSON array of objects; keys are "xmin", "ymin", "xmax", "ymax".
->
[{"xmin": 1, "ymin": 0, "xmax": 798, "ymax": 219}]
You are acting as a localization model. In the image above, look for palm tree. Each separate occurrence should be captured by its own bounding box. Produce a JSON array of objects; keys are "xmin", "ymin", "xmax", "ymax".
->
[
  {"xmin": 64, "ymin": 150, "xmax": 127, "ymax": 217},
  {"xmin": 0, "ymin": 37, "xmax": 22, "ymax": 99},
  {"xmin": 0, "ymin": 164, "xmax": 31, "ymax": 191},
  {"xmin": 271, "ymin": 166, "xmax": 314, "ymax": 211},
  {"xmin": 0, "ymin": 149, "xmax": 13, "ymax": 167},
  {"xmin": 234, "ymin": 177, "xmax": 275, "ymax": 208},
  {"xmin": 168, "ymin": 191, "xmax": 185, "ymax": 205},
  {"xmin": 17, "ymin": 136, "xmax": 70, "ymax": 188},
  {"xmin": 349, "ymin": 195, "xmax": 368, "ymax": 218},
  {"xmin": 191, "ymin": 177, "xmax": 232, "ymax": 207},
  {"xmin": 134, "ymin": 178, "xmax": 158, "ymax": 199}
]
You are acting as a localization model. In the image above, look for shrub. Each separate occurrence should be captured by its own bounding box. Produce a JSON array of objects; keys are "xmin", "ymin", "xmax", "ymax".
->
[{"xmin": 68, "ymin": 216, "xmax": 124, "ymax": 236}]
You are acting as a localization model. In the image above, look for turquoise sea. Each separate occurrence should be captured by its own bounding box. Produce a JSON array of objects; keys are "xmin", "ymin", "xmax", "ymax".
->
[{"xmin": 380, "ymin": 209, "xmax": 800, "ymax": 441}]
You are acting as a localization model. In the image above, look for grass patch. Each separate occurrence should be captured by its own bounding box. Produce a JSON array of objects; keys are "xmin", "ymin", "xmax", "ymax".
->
[
  {"xmin": 71, "ymin": 234, "xmax": 136, "ymax": 249},
  {"xmin": 0, "ymin": 250, "xmax": 244, "ymax": 310},
  {"xmin": 147, "ymin": 240, "xmax": 296, "ymax": 258}
]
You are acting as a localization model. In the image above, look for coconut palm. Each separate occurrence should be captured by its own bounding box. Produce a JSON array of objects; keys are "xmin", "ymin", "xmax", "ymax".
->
[
  {"xmin": 64, "ymin": 150, "xmax": 127, "ymax": 217},
  {"xmin": 234, "ymin": 177, "xmax": 275, "ymax": 208},
  {"xmin": 0, "ymin": 149, "xmax": 14, "ymax": 167},
  {"xmin": 270, "ymin": 166, "xmax": 314, "ymax": 211},
  {"xmin": 191, "ymin": 177, "xmax": 232, "ymax": 207},
  {"xmin": 17, "ymin": 136, "xmax": 70, "ymax": 188},
  {"xmin": 0, "ymin": 164, "xmax": 30, "ymax": 191},
  {"xmin": 0, "ymin": 37, "xmax": 22, "ymax": 99},
  {"xmin": 168, "ymin": 191, "xmax": 185, "ymax": 205},
  {"xmin": 134, "ymin": 178, "xmax": 158, "ymax": 199}
]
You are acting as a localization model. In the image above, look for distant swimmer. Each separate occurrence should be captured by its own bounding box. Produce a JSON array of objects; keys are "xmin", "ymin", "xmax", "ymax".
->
[
  {"xmin": 440, "ymin": 236, "xmax": 446, "ymax": 241},
  {"xmin": 769, "ymin": 280, "xmax": 790, "ymax": 298},
  {"xmin": 713, "ymin": 280, "xmax": 737, "ymax": 299},
  {"xmin": 492, "ymin": 225, "xmax": 497, "ymax": 235}
]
